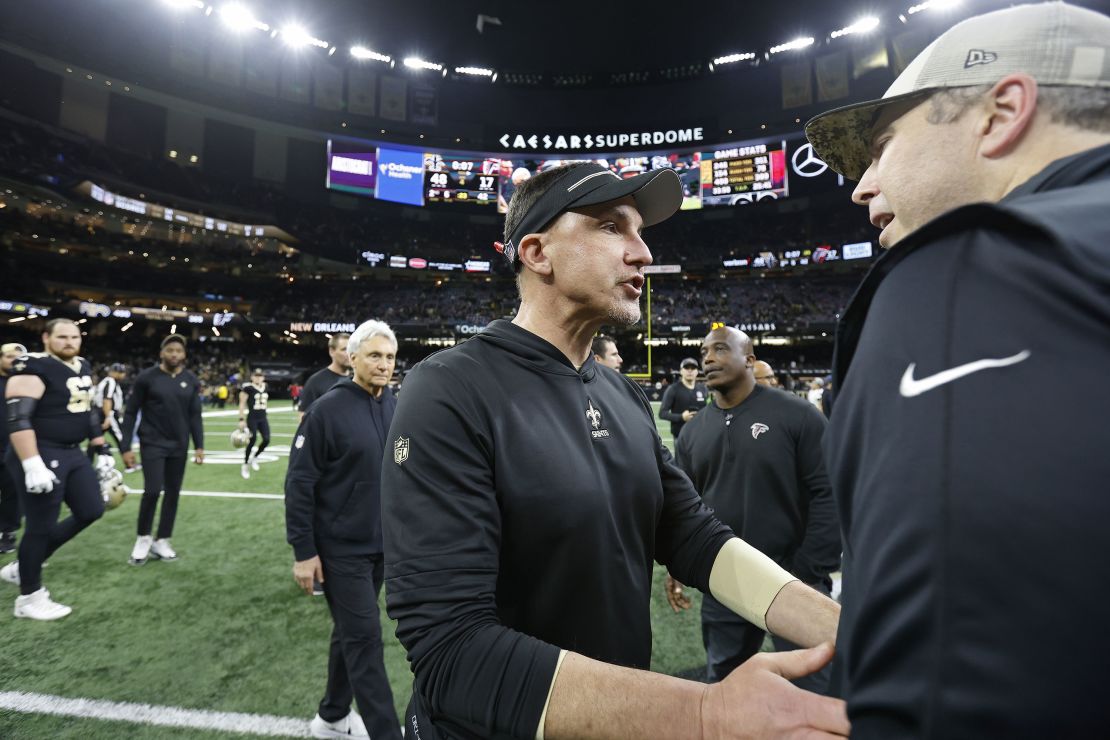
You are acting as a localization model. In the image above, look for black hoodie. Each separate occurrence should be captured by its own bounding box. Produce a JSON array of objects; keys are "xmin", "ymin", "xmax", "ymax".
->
[
  {"xmin": 826, "ymin": 143, "xmax": 1110, "ymax": 738},
  {"xmin": 381, "ymin": 319, "xmax": 734, "ymax": 740},
  {"xmin": 285, "ymin": 378, "xmax": 395, "ymax": 560}
]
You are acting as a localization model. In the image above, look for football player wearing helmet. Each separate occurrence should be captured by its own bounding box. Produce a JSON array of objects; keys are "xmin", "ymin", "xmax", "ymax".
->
[
  {"xmin": 238, "ymin": 369, "xmax": 270, "ymax": 480},
  {"xmin": 1, "ymin": 320, "xmax": 107, "ymax": 620}
]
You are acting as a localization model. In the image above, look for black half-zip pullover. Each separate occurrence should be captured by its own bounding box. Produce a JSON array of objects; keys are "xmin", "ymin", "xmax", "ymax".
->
[{"xmin": 381, "ymin": 319, "xmax": 734, "ymax": 740}]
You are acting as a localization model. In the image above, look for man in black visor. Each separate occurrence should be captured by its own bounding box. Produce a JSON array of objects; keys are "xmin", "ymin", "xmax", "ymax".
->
[{"xmin": 382, "ymin": 162, "xmax": 849, "ymax": 740}]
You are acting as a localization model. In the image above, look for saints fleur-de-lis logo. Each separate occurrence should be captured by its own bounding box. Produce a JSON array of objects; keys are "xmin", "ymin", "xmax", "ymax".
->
[{"xmin": 586, "ymin": 400, "xmax": 602, "ymax": 430}]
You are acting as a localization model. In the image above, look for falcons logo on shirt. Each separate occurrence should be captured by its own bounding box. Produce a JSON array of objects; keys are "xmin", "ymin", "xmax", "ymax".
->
[{"xmin": 750, "ymin": 423, "xmax": 769, "ymax": 439}]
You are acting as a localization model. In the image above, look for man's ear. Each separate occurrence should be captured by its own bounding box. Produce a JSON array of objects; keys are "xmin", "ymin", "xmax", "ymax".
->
[
  {"xmin": 978, "ymin": 73, "xmax": 1039, "ymax": 160},
  {"xmin": 517, "ymin": 232, "xmax": 553, "ymax": 278}
]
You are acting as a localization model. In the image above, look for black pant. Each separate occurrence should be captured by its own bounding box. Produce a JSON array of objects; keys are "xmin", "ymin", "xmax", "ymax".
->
[
  {"xmin": 318, "ymin": 553, "xmax": 402, "ymax": 740},
  {"xmin": 0, "ymin": 457, "xmax": 21, "ymax": 534},
  {"xmin": 136, "ymin": 446, "xmax": 187, "ymax": 539},
  {"xmin": 701, "ymin": 584, "xmax": 833, "ymax": 693},
  {"xmin": 245, "ymin": 416, "xmax": 270, "ymax": 463},
  {"xmin": 7, "ymin": 446, "xmax": 103, "ymax": 595}
]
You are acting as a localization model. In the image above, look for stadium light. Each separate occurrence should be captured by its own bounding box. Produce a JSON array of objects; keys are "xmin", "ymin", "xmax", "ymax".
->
[
  {"xmin": 280, "ymin": 24, "xmax": 329, "ymax": 49},
  {"xmin": 219, "ymin": 3, "xmax": 268, "ymax": 32},
  {"xmin": 120, "ymin": 322, "xmax": 133, "ymax": 332},
  {"xmin": 908, "ymin": 0, "xmax": 960, "ymax": 14},
  {"xmin": 350, "ymin": 46, "xmax": 391, "ymax": 63},
  {"xmin": 712, "ymin": 52, "xmax": 757, "ymax": 66},
  {"xmin": 831, "ymin": 17, "xmax": 880, "ymax": 38},
  {"xmin": 404, "ymin": 56, "xmax": 442, "ymax": 72},
  {"xmin": 455, "ymin": 66, "xmax": 494, "ymax": 77},
  {"xmin": 769, "ymin": 36, "xmax": 815, "ymax": 54},
  {"xmin": 212, "ymin": 326, "xmax": 220, "ymax": 336}
]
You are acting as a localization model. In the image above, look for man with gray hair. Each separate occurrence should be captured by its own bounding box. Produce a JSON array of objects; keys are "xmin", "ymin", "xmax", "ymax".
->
[
  {"xmin": 806, "ymin": 2, "xmax": 1110, "ymax": 736},
  {"xmin": 285, "ymin": 319, "xmax": 402, "ymax": 740}
]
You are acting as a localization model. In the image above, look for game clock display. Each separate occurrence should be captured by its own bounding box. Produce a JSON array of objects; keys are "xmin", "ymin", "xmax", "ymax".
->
[{"xmin": 424, "ymin": 154, "xmax": 501, "ymax": 205}]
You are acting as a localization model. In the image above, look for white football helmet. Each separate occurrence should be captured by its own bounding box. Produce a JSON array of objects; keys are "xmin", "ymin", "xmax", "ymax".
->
[
  {"xmin": 100, "ymin": 468, "xmax": 127, "ymax": 510},
  {"xmin": 230, "ymin": 428, "xmax": 251, "ymax": 448}
]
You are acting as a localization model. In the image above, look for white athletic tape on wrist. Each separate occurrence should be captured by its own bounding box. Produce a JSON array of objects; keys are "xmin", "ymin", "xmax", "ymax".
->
[
  {"xmin": 535, "ymin": 649, "xmax": 567, "ymax": 740},
  {"xmin": 708, "ymin": 538, "xmax": 798, "ymax": 632}
]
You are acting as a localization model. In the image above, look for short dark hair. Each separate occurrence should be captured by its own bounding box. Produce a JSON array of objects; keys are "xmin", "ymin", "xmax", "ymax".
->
[
  {"xmin": 591, "ymin": 334, "xmax": 616, "ymax": 359},
  {"xmin": 44, "ymin": 318, "xmax": 77, "ymax": 336},
  {"xmin": 160, "ymin": 334, "xmax": 186, "ymax": 350},
  {"xmin": 328, "ymin": 333, "xmax": 350, "ymax": 350},
  {"xmin": 251, "ymin": 368, "xmax": 264, "ymax": 376},
  {"xmin": 503, "ymin": 163, "xmax": 590, "ymax": 274}
]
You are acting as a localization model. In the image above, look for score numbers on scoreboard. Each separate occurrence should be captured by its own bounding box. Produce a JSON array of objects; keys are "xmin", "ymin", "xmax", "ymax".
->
[
  {"xmin": 424, "ymin": 154, "xmax": 501, "ymax": 205},
  {"xmin": 700, "ymin": 143, "xmax": 787, "ymax": 206}
]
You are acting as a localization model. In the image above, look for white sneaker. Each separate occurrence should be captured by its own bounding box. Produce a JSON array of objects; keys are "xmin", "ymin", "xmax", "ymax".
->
[
  {"xmin": 241, "ymin": 464, "xmax": 250, "ymax": 480},
  {"xmin": 309, "ymin": 711, "xmax": 369, "ymax": 739},
  {"xmin": 150, "ymin": 538, "xmax": 177, "ymax": 561},
  {"xmin": 0, "ymin": 560, "xmax": 19, "ymax": 586},
  {"xmin": 129, "ymin": 535, "xmax": 153, "ymax": 565},
  {"xmin": 249, "ymin": 454, "xmax": 260, "ymax": 472},
  {"xmin": 14, "ymin": 588, "xmax": 72, "ymax": 621}
]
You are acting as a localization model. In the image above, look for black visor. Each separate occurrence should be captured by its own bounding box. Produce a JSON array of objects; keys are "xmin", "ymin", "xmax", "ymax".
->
[{"xmin": 500, "ymin": 163, "xmax": 682, "ymax": 263}]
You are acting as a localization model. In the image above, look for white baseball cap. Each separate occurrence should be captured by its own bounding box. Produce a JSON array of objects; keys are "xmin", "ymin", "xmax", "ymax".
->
[{"xmin": 806, "ymin": 2, "xmax": 1110, "ymax": 180}]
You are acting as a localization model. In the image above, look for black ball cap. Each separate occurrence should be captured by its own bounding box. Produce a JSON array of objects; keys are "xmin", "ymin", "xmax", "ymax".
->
[{"xmin": 499, "ymin": 163, "xmax": 682, "ymax": 263}]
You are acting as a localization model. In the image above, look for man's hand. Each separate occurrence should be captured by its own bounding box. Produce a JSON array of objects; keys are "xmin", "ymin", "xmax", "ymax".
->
[
  {"xmin": 293, "ymin": 556, "xmax": 324, "ymax": 595},
  {"xmin": 194, "ymin": 448, "xmax": 205, "ymax": 465},
  {"xmin": 22, "ymin": 455, "xmax": 59, "ymax": 494},
  {"xmin": 682, "ymin": 409, "xmax": 698, "ymax": 422},
  {"xmin": 121, "ymin": 451, "xmax": 137, "ymax": 469},
  {"xmin": 665, "ymin": 574, "xmax": 692, "ymax": 613},
  {"xmin": 701, "ymin": 643, "xmax": 849, "ymax": 739},
  {"xmin": 238, "ymin": 419, "xmax": 246, "ymax": 431},
  {"xmin": 101, "ymin": 417, "xmax": 112, "ymax": 431}
]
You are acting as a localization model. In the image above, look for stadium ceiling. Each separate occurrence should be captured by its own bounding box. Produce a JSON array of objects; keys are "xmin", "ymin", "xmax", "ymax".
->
[{"xmin": 151, "ymin": 0, "xmax": 984, "ymax": 85}]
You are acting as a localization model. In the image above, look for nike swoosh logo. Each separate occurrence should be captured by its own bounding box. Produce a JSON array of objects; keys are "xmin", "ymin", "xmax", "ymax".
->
[{"xmin": 899, "ymin": 350, "xmax": 1031, "ymax": 398}]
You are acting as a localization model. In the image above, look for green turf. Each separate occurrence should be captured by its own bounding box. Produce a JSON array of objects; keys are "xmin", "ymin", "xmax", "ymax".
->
[{"xmin": 0, "ymin": 400, "xmax": 709, "ymax": 738}]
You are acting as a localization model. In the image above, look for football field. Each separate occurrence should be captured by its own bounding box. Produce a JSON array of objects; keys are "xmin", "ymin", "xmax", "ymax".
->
[{"xmin": 0, "ymin": 401, "xmax": 709, "ymax": 738}]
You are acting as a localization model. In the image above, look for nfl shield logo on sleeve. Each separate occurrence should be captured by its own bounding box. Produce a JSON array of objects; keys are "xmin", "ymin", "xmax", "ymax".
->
[{"xmin": 394, "ymin": 437, "xmax": 410, "ymax": 465}]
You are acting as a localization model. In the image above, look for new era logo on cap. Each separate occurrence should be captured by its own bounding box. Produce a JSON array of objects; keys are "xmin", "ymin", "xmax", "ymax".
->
[{"xmin": 964, "ymin": 49, "xmax": 998, "ymax": 68}]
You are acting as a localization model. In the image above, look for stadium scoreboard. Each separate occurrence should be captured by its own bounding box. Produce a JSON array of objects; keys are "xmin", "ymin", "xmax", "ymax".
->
[
  {"xmin": 424, "ymin": 154, "xmax": 500, "ymax": 205},
  {"xmin": 700, "ymin": 143, "xmax": 787, "ymax": 206}
]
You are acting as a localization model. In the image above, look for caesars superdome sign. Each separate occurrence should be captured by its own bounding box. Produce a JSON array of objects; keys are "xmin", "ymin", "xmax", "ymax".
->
[{"xmin": 495, "ymin": 126, "xmax": 708, "ymax": 153}]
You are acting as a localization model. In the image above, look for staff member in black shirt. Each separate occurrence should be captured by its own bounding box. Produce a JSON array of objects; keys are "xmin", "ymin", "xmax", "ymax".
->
[
  {"xmin": 383, "ymin": 163, "xmax": 847, "ymax": 740},
  {"xmin": 804, "ymin": 4, "xmax": 1110, "ymax": 736},
  {"xmin": 658, "ymin": 357, "xmax": 708, "ymax": 440},
  {"xmin": 285, "ymin": 319, "xmax": 402, "ymax": 740},
  {"xmin": 669, "ymin": 327, "xmax": 840, "ymax": 690},
  {"xmin": 237, "ymin": 369, "xmax": 270, "ymax": 480},
  {"xmin": 298, "ymin": 333, "xmax": 350, "ymax": 421},
  {"xmin": 2, "ymin": 320, "xmax": 109, "ymax": 620},
  {"xmin": 121, "ymin": 334, "xmax": 203, "ymax": 565},
  {"xmin": 0, "ymin": 341, "xmax": 27, "ymax": 553}
]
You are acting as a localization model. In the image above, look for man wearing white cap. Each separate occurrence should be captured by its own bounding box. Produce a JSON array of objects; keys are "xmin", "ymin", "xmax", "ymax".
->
[{"xmin": 806, "ymin": 2, "xmax": 1110, "ymax": 736}]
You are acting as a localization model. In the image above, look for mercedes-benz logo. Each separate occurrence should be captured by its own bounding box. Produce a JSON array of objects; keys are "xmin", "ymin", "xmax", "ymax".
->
[{"xmin": 791, "ymin": 143, "xmax": 829, "ymax": 178}]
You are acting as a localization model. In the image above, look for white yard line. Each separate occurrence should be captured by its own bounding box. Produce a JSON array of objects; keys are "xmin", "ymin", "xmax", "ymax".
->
[
  {"xmin": 202, "ymin": 407, "xmax": 296, "ymax": 419},
  {"xmin": 0, "ymin": 691, "xmax": 310, "ymax": 737},
  {"xmin": 122, "ymin": 489, "xmax": 285, "ymax": 500}
]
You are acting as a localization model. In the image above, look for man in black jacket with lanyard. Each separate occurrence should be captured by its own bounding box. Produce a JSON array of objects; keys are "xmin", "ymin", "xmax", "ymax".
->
[
  {"xmin": 120, "ymin": 334, "xmax": 203, "ymax": 565},
  {"xmin": 382, "ymin": 163, "xmax": 848, "ymax": 740},
  {"xmin": 667, "ymin": 327, "xmax": 840, "ymax": 690},
  {"xmin": 285, "ymin": 319, "xmax": 402, "ymax": 740},
  {"xmin": 657, "ymin": 357, "xmax": 708, "ymax": 440},
  {"xmin": 804, "ymin": 3, "xmax": 1110, "ymax": 736}
]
